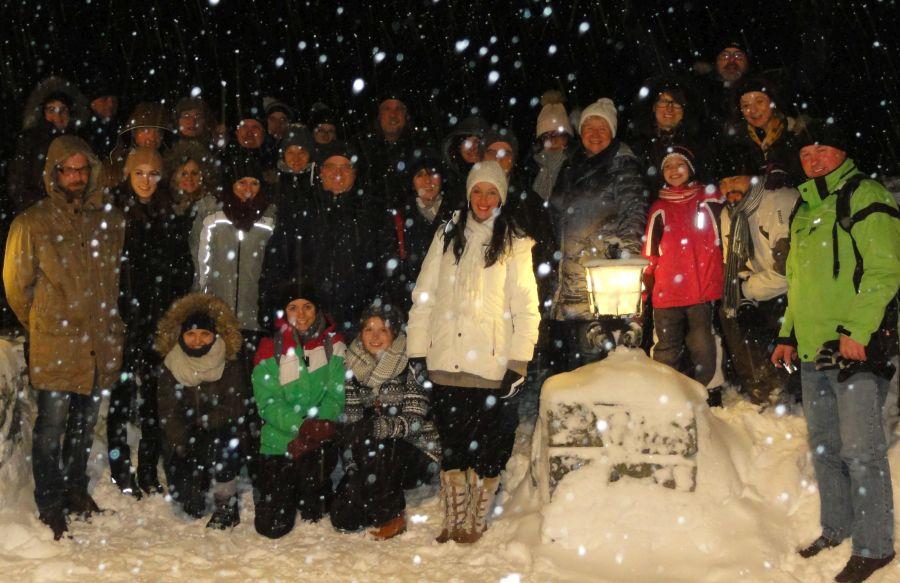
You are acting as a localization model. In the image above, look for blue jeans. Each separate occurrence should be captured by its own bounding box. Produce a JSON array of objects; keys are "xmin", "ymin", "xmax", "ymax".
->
[
  {"xmin": 801, "ymin": 362, "xmax": 895, "ymax": 558},
  {"xmin": 32, "ymin": 381, "xmax": 103, "ymax": 512}
]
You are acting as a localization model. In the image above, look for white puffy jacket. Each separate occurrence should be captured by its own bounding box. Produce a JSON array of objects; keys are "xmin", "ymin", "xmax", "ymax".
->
[{"xmin": 407, "ymin": 212, "xmax": 540, "ymax": 388}]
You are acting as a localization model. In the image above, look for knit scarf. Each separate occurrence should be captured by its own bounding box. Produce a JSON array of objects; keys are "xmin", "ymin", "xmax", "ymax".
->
[
  {"xmin": 453, "ymin": 211, "xmax": 495, "ymax": 319},
  {"xmin": 747, "ymin": 116, "xmax": 785, "ymax": 156},
  {"xmin": 532, "ymin": 149, "xmax": 567, "ymax": 201},
  {"xmin": 163, "ymin": 337, "xmax": 227, "ymax": 387},
  {"xmin": 223, "ymin": 190, "xmax": 270, "ymax": 231},
  {"xmin": 416, "ymin": 193, "xmax": 444, "ymax": 223},
  {"xmin": 658, "ymin": 181, "xmax": 704, "ymax": 203},
  {"xmin": 345, "ymin": 333, "xmax": 408, "ymax": 391},
  {"xmin": 723, "ymin": 179, "xmax": 766, "ymax": 318}
]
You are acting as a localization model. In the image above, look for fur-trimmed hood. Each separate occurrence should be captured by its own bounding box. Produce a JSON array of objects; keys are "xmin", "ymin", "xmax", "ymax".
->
[
  {"xmin": 22, "ymin": 76, "xmax": 90, "ymax": 131},
  {"xmin": 155, "ymin": 293, "xmax": 243, "ymax": 359}
]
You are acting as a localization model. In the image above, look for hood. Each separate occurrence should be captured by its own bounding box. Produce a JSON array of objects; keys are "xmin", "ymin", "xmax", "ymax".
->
[
  {"xmin": 441, "ymin": 115, "xmax": 490, "ymax": 177},
  {"xmin": 155, "ymin": 293, "xmax": 243, "ymax": 359},
  {"xmin": 22, "ymin": 76, "xmax": 90, "ymax": 131},
  {"xmin": 164, "ymin": 140, "xmax": 221, "ymax": 199},
  {"xmin": 120, "ymin": 102, "xmax": 174, "ymax": 135},
  {"xmin": 42, "ymin": 135, "xmax": 106, "ymax": 208}
]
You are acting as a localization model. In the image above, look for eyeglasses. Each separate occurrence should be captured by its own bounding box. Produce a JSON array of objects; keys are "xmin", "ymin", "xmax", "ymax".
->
[
  {"xmin": 718, "ymin": 50, "xmax": 746, "ymax": 61},
  {"xmin": 58, "ymin": 165, "xmax": 90, "ymax": 176},
  {"xmin": 654, "ymin": 99, "xmax": 684, "ymax": 110}
]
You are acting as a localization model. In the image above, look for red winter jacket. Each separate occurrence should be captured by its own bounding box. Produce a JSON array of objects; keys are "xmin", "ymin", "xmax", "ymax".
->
[{"xmin": 643, "ymin": 183, "xmax": 724, "ymax": 309}]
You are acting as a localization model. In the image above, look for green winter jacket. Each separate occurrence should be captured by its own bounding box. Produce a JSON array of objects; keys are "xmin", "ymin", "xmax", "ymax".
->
[
  {"xmin": 778, "ymin": 158, "xmax": 900, "ymax": 361},
  {"xmin": 252, "ymin": 322, "xmax": 346, "ymax": 455}
]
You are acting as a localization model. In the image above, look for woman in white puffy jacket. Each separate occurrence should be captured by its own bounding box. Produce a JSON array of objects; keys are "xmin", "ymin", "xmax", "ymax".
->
[{"xmin": 407, "ymin": 160, "xmax": 540, "ymax": 544}]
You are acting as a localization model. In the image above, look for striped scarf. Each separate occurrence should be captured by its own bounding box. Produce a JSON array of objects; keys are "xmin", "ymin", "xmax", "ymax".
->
[
  {"xmin": 345, "ymin": 333, "xmax": 408, "ymax": 392},
  {"xmin": 723, "ymin": 180, "xmax": 766, "ymax": 318},
  {"xmin": 659, "ymin": 181, "xmax": 704, "ymax": 203}
]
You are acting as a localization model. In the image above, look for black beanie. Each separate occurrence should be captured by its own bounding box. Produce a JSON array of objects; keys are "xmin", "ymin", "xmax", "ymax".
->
[
  {"xmin": 358, "ymin": 301, "xmax": 406, "ymax": 338},
  {"xmin": 800, "ymin": 118, "xmax": 852, "ymax": 154},
  {"xmin": 733, "ymin": 76, "xmax": 785, "ymax": 114},
  {"xmin": 181, "ymin": 311, "xmax": 217, "ymax": 335},
  {"xmin": 315, "ymin": 139, "xmax": 359, "ymax": 166},
  {"xmin": 226, "ymin": 155, "xmax": 264, "ymax": 185},
  {"xmin": 276, "ymin": 281, "xmax": 321, "ymax": 314},
  {"xmin": 660, "ymin": 145, "xmax": 697, "ymax": 177},
  {"xmin": 717, "ymin": 39, "xmax": 750, "ymax": 58}
]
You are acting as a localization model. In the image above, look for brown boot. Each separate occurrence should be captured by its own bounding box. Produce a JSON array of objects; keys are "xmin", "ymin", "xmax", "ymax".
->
[
  {"xmin": 435, "ymin": 469, "xmax": 469, "ymax": 543},
  {"xmin": 456, "ymin": 474, "xmax": 500, "ymax": 544},
  {"xmin": 369, "ymin": 513, "xmax": 407, "ymax": 540}
]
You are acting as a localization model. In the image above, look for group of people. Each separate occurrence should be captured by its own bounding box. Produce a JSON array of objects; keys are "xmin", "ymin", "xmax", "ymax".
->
[{"xmin": 2, "ymin": 38, "xmax": 898, "ymax": 583}]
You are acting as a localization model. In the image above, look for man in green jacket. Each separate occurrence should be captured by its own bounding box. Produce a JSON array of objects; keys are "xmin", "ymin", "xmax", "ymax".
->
[{"xmin": 772, "ymin": 120, "xmax": 899, "ymax": 583}]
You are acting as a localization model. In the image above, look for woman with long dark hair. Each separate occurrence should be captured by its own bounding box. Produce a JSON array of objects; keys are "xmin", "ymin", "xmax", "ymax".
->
[{"xmin": 407, "ymin": 161, "xmax": 540, "ymax": 544}]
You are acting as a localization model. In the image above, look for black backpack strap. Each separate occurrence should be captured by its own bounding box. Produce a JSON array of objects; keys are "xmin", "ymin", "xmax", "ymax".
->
[
  {"xmin": 831, "ymin": 174, "xmax": 866, "ymax": 283},
  {"xmin": 273, "ymin": 331, "xmax": 282, "ymax": 366}
]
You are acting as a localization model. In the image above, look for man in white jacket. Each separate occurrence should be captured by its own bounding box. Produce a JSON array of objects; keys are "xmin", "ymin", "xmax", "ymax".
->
[{"xmin": 718, "ymin": 146, "xmax": 799, "ymax": 404}]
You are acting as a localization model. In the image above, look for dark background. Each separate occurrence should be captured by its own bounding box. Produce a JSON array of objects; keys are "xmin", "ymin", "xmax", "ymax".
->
[{"xmin": 1, "ymin": 0, "xmax": 898, "ymax": 172}]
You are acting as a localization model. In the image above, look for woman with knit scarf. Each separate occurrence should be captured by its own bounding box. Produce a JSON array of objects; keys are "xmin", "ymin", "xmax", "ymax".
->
[
  {"xmin": 155, "ymin": 293, "xmax": 250, "ymax": 529},
  {"xmin": 643, "ymin": 147, "xmax": 725, "ymax": 405},
  {"xmin": 330, "ymin": 303, "xmax": 440, "ymax": 540},
  {"xmin": 407, "ymin": 161, "xmax": 540, "ymax": 544}
]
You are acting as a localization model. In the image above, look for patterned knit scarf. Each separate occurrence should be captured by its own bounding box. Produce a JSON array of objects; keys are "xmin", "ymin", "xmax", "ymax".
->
[
  {"xmin": 658, "ymin": 181, "xmax": 704, "ymax": 203},
  {"xmin": 747, "ymin": 116, "xmax": 785, "ymax": 156},
  {"xmin": 345, "ymin": 333, "xmax": 408, "ymax": 391},
  {"xmin": 723, "ymin": 180, "xmax": 766, "ymax": 318}
]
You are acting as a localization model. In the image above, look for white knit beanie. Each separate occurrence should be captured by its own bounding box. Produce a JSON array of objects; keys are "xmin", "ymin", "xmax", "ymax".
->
[
  {"xmin": 536, "ymin": 91, "xmax": 573, "ymax": 137},
  {"xmin": 578, "ymin": 97, "xmax": 618, "ymax": 138},
  {"xmin": 466, "ymin": 161, "xmax": 509, "ymax": 205}
]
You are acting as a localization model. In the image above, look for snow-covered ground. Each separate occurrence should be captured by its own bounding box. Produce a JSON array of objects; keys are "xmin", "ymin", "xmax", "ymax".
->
[{"xmin": 2, "ymin": 348, "xmax": 900, "ymax": 582}]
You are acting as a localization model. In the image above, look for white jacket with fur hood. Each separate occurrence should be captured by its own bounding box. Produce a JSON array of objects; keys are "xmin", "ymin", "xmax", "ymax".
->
[{"xmin": 407, "ymin": 211, "xmax": 540, "ymax": 389}]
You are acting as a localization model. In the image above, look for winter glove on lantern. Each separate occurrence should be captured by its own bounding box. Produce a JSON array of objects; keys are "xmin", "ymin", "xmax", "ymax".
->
[
  {"xmin": 408, "ymin": 357, "xmax": 430, "ymax": 387},
  {"xmin": 499, "ymin": 369, "xmax": 525, "ymax": 399}
]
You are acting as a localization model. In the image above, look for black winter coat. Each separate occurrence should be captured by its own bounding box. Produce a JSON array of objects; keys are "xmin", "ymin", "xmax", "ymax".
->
[
  {"xmin": 6, "ymin": 120, "xmax": 68, "ymax": 215},
  {"xmin": 356, "ymin": 128, "xmax": 427, "ymax": 208},
  {"xmin": 506, "ymin": 175, "xmax": 557, "ymax": 307}
]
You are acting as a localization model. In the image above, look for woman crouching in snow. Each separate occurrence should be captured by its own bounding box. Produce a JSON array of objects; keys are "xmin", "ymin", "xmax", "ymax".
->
[
  {"xmin": 252, "ymin": 283, "xmax": 346, "ymax": 539},
  {"xmin": 154, "ymin": 293, "xmax": 250, "ymax": 529},
  {"xmin": 407, "ymin": 161, "xmax": 540, "ymax": 544},
  {"xmin": 330, "ymin": 303, "xmax": 440, "ymax": 540}
]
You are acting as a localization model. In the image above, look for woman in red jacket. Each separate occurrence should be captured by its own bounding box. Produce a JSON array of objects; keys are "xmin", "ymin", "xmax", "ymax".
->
[{"xmin": 643, "ymin": 146, "xmax": 724, "ymax": 404}]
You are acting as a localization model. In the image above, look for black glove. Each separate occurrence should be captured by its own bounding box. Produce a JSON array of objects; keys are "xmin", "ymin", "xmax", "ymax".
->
[
  {"xmin": 408, "ymin": 357, "xmax": 430, "ymax": 387},
  {"xmin": 336, "ymin": 417, "xmax": 376, "ymax": 448},
  {"xmin": 499, "ymin": 369, "xmax": 525, "ymax": 399}
]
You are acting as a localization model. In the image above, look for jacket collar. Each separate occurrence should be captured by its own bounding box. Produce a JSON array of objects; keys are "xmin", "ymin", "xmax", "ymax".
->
[{"xmin": 798, "ymin": 158, "xmax": 858, "ymax": 207}]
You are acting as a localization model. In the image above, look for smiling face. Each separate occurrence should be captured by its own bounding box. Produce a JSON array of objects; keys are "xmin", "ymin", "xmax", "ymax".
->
[
  {"xmin": 483, "ymin": 141, "xmax": 515, "ymax": 175},
  {"xmin": 413, "ymin": 168, "xmax": 442, "ymax": 202},
  {"xmin": 360, "ymin": 316, "xmax": 396, "ymax": 357},
  {"xmin": 719, "ymin": 175, "xmax": 753, "ymax": 204},
  {"xmin": 653, "ymin": 92, "xmax": 685, "ymax": 132},
  {"xmin": 233, "ymin": 176, "xmax": 261, "ymax": 202},
  {"xmin": 662, "ymin": 157, "xmax": 691, "ymax": 187},
  {"xmin": 459, "ymin": 135, "xmax": 482, "ymax": 164},
  {"xmin": 799, "ymin": 145, "xmax": 847, "ymax": 178},
  {"xmin": 267, "ymin": 111, "xmax": 290, "ymax": 141},
  {"xmin": 56, "ymin": 153, "xmax": 90, "ymax": 197},
  {"xmin": 378, "ymin": 99, "xmax": 408, "ymax": 140},
  {"xmin": 740, "ymin": 91, "xmax": 775, "ymax": 129},
  {"xmin": 540, "ymin": 132, "xmax": 569, "ymax": 152},
  {"xmin": 134, "ymin": 127, "xmax": 162, "ymax": 149},
  {"xmin": 580, "ymin": 116, "xmax": 613, "ymax": 157},
  {"xmin": 130, "ymin": 163, "xmax": 161, "ymax": 200},
  {"xmin": 182, "ymin": 328, "xmax": 215, "ymax": 350},
  {"xmin": 236, "ymin": 119, "xmax": 265, "ymax": 149},
  {"xmin": 285, "ymin": 298, "xmax": 317, "ymax": 332},
  {"xmin": 313, "ymin": 123, "xmax": 337, "ymax": 145},
  {"xmin": 320, "ymin": 155, "xmax": 356, "ymax": 195},
  {"xmin": 716, "ymin": 47, "xmax": 749, "ymax": 83},
  {"xmin": 283, "ymin": 145, "xmax": 310, "ymax": 172},
  {"xmin": 91, "ymin": 96, "xmax": 118, "ymax": 120},
  {"xmin": 44, "ymin": 99, "xmax": 70, "ymax": 131},
  {"xmin": 470, "ymin": 181, "xmax": 502, "ymax": 222},
  {"xmin": 178, "ymin": 108, "xmax": 205, "ymax": 138},
  {"xmin": 176, "ymin": 160, "xmax": 202, "ymax": 193}
]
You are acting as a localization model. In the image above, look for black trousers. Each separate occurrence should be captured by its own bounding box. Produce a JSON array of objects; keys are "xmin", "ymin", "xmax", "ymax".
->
[
  {"xmin": 547, "ymin": 320, "xmax": 605, "ymax": 376},
  {"xmin": 431, "ymin": 385, "xmax": 519, "ymax": 479},
  {"xmin": 106, "ymin": 346, "xmax": 162, "ymax": 478},
  {"xmin": 330, "ymin": 438, "xmax": 435, "ymax": 531},
  {"xmin": 652, "ymin": 302, "xmax": 718, "ymax": 387},
  {"xmin": 162, "ymin": 428, "xmax": 243, "ymax": 510},
  {"xmin": 253, "ymin": 443, "xmax": 339, "ymax": 539},
  {"xmin": 720, "ymin": 296, "xmax": 794, "ymax": 403}
]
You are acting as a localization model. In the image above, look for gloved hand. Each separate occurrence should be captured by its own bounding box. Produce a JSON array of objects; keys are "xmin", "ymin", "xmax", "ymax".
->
[
  {"xmin": 298, "ymin": 418, "xmax": 335, "ymax": 443},
  {"xmin": 408, "ymin": 356, "xmax": 430, "ymax": 388},
  {"xmin": 287, "ymin": 434, "xmax": 317, "ymax": 460},
  {"xmin": 499, "ymin": 369, "xmax": 525, "ymax": 399},
  {"xmin": 620, "ymin": 320, "xmax": 643, "ymax": 349},
  {"xmin": 814, "ymin": 340, "xmax": 841, "ymax": 371}
]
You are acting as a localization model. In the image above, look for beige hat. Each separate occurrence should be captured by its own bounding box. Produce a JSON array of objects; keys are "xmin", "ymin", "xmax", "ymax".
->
[
  {"xmin": 578, "ymin": 97, "xmax": 618, "ymax": 138},
  {"xmin": 536, "ymin": 90, "xmax": 573, "ymax": 138},
  {"xmin": 124, "ymin": 147, "xmax": 163, "ymax": 178},
  {"xmin": 466, "ymin": 161, "xmax": 509, "ymax": 204}
]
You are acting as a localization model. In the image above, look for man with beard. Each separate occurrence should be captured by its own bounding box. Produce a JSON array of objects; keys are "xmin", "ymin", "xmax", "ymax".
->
[{"xmin": 3, "ymin": 136, "xmax": 126, "ymax": 540}]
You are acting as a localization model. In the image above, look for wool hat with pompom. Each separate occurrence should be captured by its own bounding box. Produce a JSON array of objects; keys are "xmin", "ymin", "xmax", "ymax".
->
[
  {"xmin": 578, "ymin": 98, "xmax": 618, "ymax": 138},
  {"xmin": 466, "ymin": 161, "xmax": 509, "ymax": 204},
  {"xmin": 536, "ymin": 90, "xmax": 573, "ymax": 138}
]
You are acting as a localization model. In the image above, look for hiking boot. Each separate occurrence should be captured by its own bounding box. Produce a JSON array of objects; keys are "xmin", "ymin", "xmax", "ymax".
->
[
  {"xmin": 64, "ymin": 489, "xmax": 102, "ymax": 518},
  {"xmin": 456, "ymin": 473, "xmax": 500, "ymax": 544},
  {"xmin": 798, "ymin": 534, "xmax": 842, "ymax": 558},
  {"xmin": 435, "ymin": 469, "xmax": 469, "ymax": 544},
  {"xmin": 369, "ymin": 513, "xmax": 407, "ymax": 541},
  {"xmin": 835, "ymin": 553, "xmax": 895, "ymax": 582},
  {"xmin": 206, "ymin": 496, "xmax": 240, "ymax": 530},
  {"xmin": 39, "ymin": 507, "xmax": 68, "ymax": 541}
]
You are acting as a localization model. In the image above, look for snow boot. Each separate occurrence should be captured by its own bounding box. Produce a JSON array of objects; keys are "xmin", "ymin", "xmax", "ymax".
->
[
  {"xmin": 39, "ymin": 506, "xmax": 69, "ymax": 541},
  {"xmin": 109, "ymin": 455, "xmax": 142, "ymax": 500},
  {"xmin": 835, "ymin": 553, "xmax": 895, "ymax": 582},
  {"xmin": 206, "ymin": 480, "xmax": 239, "ymax": 529},
  {"xmin": 368, "ymin": 513, "xmax": 407, "ymax": 541},
  {"xmin": 798, "ymin": 534, "xmax": 842, "ymax": 558},
  {"xmin": 457, "ymin": 473, "xmax": 500, "ymax": 544},
  {"xmin": 64, "ymin": 489, "xmax": 102, "ymax": 518},
  {"xmin": 706, "ymin": 387, "xmax": 723, "ymax": 408},
  {"xmin": 435, "ymin": 469, "xmax": 469, "ymax": 544},
  {"xmin": 136, "ymin": 440, "xmax": 164, "ymax": 495}
]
